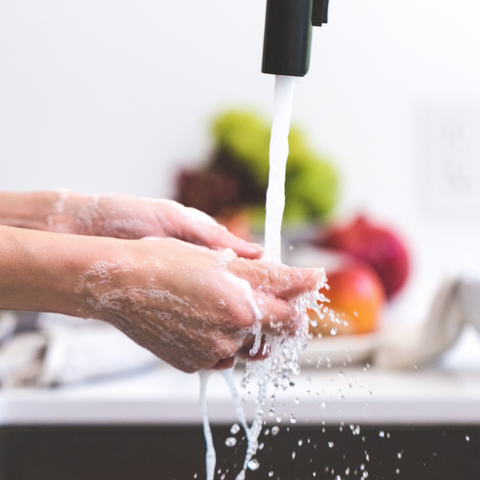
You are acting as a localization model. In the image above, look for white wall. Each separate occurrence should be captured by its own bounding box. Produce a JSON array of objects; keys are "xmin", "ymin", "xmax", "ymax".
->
[{"xmin": 1, "ymin": 0, "xmax": 480, "ymax": 321}]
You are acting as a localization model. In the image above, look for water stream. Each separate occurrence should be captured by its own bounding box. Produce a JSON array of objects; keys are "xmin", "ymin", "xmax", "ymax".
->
[{"xmin": 200, "ymin": 75, "xmax": 324, "ymax": 480}]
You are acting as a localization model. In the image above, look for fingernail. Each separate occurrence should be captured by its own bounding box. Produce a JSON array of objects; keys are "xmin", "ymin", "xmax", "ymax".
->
[
  {"xmin": 299, "ymin": 268, "xmax": 321, "ymax": 282},
  {"xmin": 246, "ymin": 242, "xmax": 264, "ymax": 252}
]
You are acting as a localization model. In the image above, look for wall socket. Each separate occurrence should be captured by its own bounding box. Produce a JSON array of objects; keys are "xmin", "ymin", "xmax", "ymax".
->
[{"xmin": 419, "ymin": 103, "xmax": 480, "ymax": 219}]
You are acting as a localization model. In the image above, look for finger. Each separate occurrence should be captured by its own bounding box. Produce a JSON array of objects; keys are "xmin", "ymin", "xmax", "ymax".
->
[
  {"xmin": 237, "ymin": 336, "xmax": 271, "ymax": 361},
  {"xmin": 211, "ymin": 356, "xmax": 236, "ymax": 370},
  {"xmin": 231, "ymin": 260, "xmax": 322, "ymax": 299},
  {"xmin": 254, "ymin": 293, "xmax": 300, "ymax": 334},
  {"xmin": 187, "ymin": 221, "xmax": 263, "ymax": 259}
]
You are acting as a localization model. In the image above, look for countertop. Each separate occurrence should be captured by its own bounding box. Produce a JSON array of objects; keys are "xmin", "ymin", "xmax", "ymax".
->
[{"xmin": 2, "ymin": 327, "xmax": 480, "ymax": 427}]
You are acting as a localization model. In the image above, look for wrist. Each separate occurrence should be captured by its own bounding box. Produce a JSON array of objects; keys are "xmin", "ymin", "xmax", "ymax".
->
[
  {"xmin": 0, "ymin": 190, "xmax": 88, "ymax": 233},
  {"xmin": 0, "ymin": 225, "xmax": 122, "ymax": 317}
]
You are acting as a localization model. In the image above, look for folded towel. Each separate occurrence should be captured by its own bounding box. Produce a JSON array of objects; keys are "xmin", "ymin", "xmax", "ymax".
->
[{"xmin": 0, "ymin": 313, "xmax": 160, "ymax": 387}]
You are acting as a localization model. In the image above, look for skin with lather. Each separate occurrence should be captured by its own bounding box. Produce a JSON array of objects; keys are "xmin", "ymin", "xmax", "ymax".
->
[{"xmin": 0, "ymin": 191, "xmax": 321, "ymax": 373}]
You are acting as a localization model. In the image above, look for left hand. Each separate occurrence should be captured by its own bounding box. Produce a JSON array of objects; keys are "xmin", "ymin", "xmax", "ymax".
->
[{"xmin": 46, "ymin": 192, "xmax": 263, "ymax": 259}]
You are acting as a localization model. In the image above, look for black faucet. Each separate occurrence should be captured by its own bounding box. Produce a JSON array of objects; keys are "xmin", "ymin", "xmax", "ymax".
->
[{"xmin": 262, "ymin": 0, "xmax": 330, "ymax": 77}]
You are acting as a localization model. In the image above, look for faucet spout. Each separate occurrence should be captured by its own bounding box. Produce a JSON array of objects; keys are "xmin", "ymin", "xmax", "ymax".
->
[
  {"xmin": 312, "ymin": 0, "xmax": 330, "ymax": 27},
  {"xmin": 262, "ymin": 0, "xmax": 330, "ymax": 77}
]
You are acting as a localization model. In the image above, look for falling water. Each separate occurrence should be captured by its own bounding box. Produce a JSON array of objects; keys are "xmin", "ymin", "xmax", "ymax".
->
[
  {"xmin": 263, "ymin": 75, "xmax": 296, "ymax": 264},
  {"xmin": 200, "ymin": 75, "xmax": 324, "ymax": 480}
]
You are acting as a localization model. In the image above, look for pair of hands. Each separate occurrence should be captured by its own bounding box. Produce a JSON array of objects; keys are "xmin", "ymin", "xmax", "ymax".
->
[{"xmin": 8, "ymin": 192, "xmax": 320, "ymax": 372}]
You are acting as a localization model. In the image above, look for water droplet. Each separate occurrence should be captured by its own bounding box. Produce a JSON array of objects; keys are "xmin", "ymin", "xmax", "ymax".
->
[
  {"xmin": 360, "ymin": 464, "xmax": 365, "ymax": 470},
  {"xmin": 328, "ymin": 442, "xmax": 334, "ymax": 448},
  {"xmin": 288, "ymin": 245, "xmax": 294, "ymax": 251},
  {"xmin": 353, "ymin": 311, "xmax": 358, "ymax": 317},
  {"xmin": 230, "ymin": 423, "xmax": 240, "ymax": 434},
  {"xmin": 218, "ymin": 299, "xmax": 226, "ymax": 308},
  {"xmin": 292, "ymin": 451, "xmax": 296, "ymax": 459},
  {"xmin": 313, "ymin": 472, "xmax": 317, "ymax": 477},
  {"xmin": 225, "ymin": 437, "xmax": 237, "ymax": 447},
  {"xmin": 290, "ymin": 415, "xmax": 297, "ymax": 424},
  {"xmin": 339, "ymin": 371, "xmax": 345, "ymax": 377},
  {"xmin": 247, "ymin": 459, "xmax": 260, "ymax": 471},
  {"xmin": 379, "ymin": 431, "xmax": 385, "ymax": 438},
  {"xmin": 220, "ymin": 474, "xmax": 226, "ymax": 480},
  {"xmin": 466, "ymin": 435, "xmax": 470, "ymax": 441},
  {"xmin": 363, "ymin": 471, "xmax": 369, "ymax": 478},
  {"xmin": 336, "ymin": 476, "xmax": 341, "ymax": 480},
  {"xmin": 295, "ymin": 398, "xmax": 300, "ymax": 404},
  {"xmin": 271, "ymin": 426, "xmax": 280, "ymax": 436},
  {"xmin": 330, "ymin": 327, "xmax": 337, "ymax": 336},
  {"xmin": 268, "ymin": 471, "xmax": 274, "ymax": 477},
  {"xmin": 276, "ymin": 415, "xmax": 282, "ymax": 423},
  {"xmin": 264, "ymin": 429, "xmax": 270, "ymax": 436},
  {"xmin": 194, "ymin": 474, "xmax": 198, "ymax": 479},
  {"xmin": 397, "ymin": 452, "xmax": 402, "ymax": 459},
  {"xmin": 345, "ymin": 467, "xmax": 350, "ymax": 475},
  {"xmin": 259, "ymin": 443, "xmax": 264, "ymax": 450},
  {"xmin": 396, "ymin": 468, "xmax": 400, "ymax": 475},
  {"xmin": 320, "ymin": 402, "xmax": 327, "ymax": 409}
]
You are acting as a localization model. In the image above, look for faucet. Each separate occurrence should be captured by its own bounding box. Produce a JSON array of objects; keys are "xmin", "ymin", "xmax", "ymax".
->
[{"xmin": 262, "ymin": 0, "xmax": 330, "ymax": 77}]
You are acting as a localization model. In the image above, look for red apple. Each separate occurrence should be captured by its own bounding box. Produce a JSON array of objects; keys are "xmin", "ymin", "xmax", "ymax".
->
[
  {"xmin": 309, "ymin": 262, "xmax": 386, "ymax": 336},
  {"xmin": 317, "ymin": 215, "xmax": 410, "ymax": 299}
]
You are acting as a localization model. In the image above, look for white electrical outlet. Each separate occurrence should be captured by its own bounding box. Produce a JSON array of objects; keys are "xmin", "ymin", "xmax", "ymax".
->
[{"xmin": 419, "ymin": 103, "xmax": 480, "ymax": 217}]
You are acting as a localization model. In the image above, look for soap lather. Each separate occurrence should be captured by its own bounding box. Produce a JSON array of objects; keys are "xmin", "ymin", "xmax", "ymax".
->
[{"xmin": 262, "ymin": 0, "xmax": 330, "ymax": 77}]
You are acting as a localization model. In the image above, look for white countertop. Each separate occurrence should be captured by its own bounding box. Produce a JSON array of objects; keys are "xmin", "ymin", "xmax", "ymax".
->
[
  {"xmin": 2, "ymin": 326, "xmax": 480, "ymax": 427},
  {"xmin": 2, "ymin": 362, "xmax": 480, "ymax": 427}
]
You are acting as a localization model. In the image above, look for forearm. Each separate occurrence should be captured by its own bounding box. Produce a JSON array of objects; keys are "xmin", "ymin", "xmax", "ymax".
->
[
  {"xmin": 0, "ymin": 224, "xmax": 115, "ymax": 316},
  {"xmin": 0, "ymin": 191, "xmax": 55, "ymax": 229},
  {"xmin": 0, "ymin": 190, "xmax": 90, "ymax": 233}
]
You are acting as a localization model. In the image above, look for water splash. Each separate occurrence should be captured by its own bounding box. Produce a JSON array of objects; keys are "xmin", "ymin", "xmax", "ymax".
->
[{"xmin": 199, "ymin": 75, "xmax": 326, "ymax": 480}]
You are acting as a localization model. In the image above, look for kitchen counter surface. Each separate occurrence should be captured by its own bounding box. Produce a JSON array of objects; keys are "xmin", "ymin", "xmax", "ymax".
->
[
  {"xmin": 2, "ymin": 360, "xmax": 480, "ymax": 426},
  {"xmin": 3, "ymin": 326, "xmax": 480, "ymax": 427}
]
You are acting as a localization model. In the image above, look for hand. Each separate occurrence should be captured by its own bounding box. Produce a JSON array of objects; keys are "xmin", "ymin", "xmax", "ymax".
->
[
  {"xmin": 75, "ymin": 237, "xmax": 321, "ymax": 372},
  {"xmin": 49, "ymin": 192, "xmax": 263, "ymax": 259}
]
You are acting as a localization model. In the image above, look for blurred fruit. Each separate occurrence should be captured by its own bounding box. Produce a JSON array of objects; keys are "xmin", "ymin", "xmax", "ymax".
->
[
  {"xmin": 309, "ymin": 262, "xmax": 386, "ymax": 337},
  {"xmin": 211, "ymin": 109, "xmax": 339, "ymax": 226},
  {"xmin": 317, "ymin": 215, "xmax": 410, "ymax": 299},
  {"xmin": 175, "ymin": 169, "xmax": 242, "ymax": 217},
  {"xmin": 215, "ymin": 209, "xmax": 252, "ymax": 242}
]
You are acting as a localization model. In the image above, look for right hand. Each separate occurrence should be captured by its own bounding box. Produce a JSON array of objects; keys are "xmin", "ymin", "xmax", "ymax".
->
[{"xmin": 75, "ymin": 236, "xmax": 321, "ymax": 373}]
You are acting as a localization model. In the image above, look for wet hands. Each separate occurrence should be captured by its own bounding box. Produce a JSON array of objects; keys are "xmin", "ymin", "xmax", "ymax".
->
[
  {"xmin": 77, "ymin": 237, "xmax": 320, "ymax": 373},
  {"xmin": 48, "ymin": 192, "xmax": 262, "ymax": 259}
]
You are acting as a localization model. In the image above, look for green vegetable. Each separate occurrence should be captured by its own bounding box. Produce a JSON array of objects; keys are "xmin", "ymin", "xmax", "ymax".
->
[{"xmin": 211, "ymin": 109, "xmax": 339, "ymax": 225}]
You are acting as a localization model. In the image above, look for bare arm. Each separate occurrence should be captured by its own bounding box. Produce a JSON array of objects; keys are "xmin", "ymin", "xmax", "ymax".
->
[
  {"xmin": 0, "ymin": 224, "xmax": 320, "ymax": 372},
  {"xmin": 0, "ymin": 191, "xmax": 263, "ymax": 258}
]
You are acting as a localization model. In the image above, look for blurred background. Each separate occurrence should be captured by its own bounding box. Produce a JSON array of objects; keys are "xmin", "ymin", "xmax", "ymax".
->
[
  {"xmin": 3, "ymin": 3, "xmax": 480, "ymax": 478},
  {"xmin": 1, "ymin": 0, "xmax": 480, "ymax": 326}
]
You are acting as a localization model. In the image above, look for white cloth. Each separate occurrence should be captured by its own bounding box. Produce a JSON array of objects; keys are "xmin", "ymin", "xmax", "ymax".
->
[
  {"xmin": 0, "ymin": 312, "xmax": 160, "ymax": 387},
  {"xmin": 375, "ymin": 276, "xmax": 479, "ymax": 368}
]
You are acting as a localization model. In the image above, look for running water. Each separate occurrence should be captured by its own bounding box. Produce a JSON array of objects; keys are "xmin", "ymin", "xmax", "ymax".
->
[
  {"xmin": 263, "ymin": 75, "xmax": 296, "ymax": 264},
  {"xmin": 199, "ymin": 371, "xmax": 216, "ymax": 480},
  {"xmin": 200, "ymin": 75, "xmax": 326, "ymax": 480}
]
